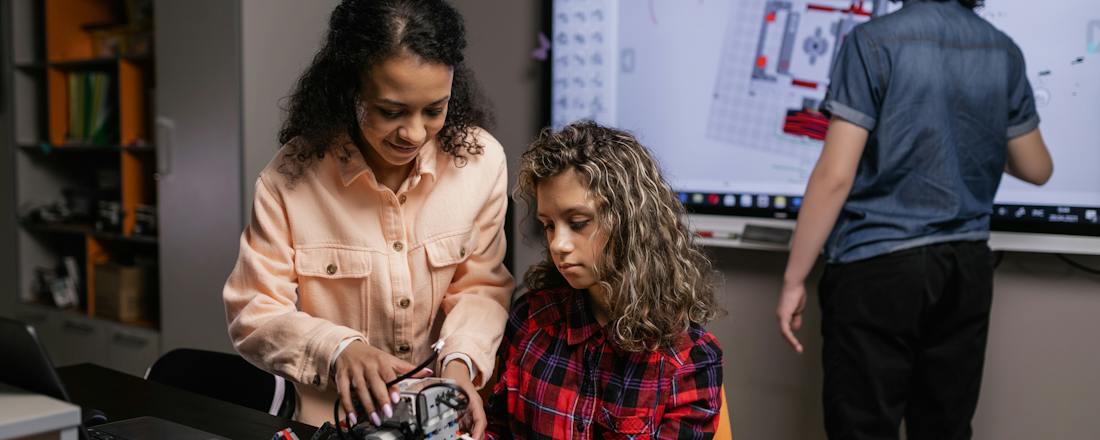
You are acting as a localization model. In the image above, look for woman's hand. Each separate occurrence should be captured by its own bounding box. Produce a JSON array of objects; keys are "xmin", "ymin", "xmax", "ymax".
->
[
  {"xmin": 442, "ymin": 360, "xmax": 486, "ymax": 439},
  {"xmin": 333, "ymin": 341, "xmax": 431, "ymax": 427}
]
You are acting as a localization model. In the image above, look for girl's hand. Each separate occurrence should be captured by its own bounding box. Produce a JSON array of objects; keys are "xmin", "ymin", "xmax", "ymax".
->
[
  {"xmin": 442, "ymin": 360, "xmax": 486, "ymax": 439},
  {"xmin": 333, "ymin": 341, "xmax": 431, "ymax": 426}
]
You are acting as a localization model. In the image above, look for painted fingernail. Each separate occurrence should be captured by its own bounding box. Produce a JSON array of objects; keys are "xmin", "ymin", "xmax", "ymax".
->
[
  {"xmin": 391, "ymin": 391, "xmax": 401, "ymax": 404},
  {"xmin": 425, "ymin": 368, "xmax": 434, "ymax": 375},
  {"xmin": 383, "ymin": 403, "xmax": 393, "ymax": 418},
  {"xmin": 348, "ymin": 412, "xmax": 358, "ymax": 426},
  {"xmin": 371, "ymin": 412, "xmax": 382, "ymax": 426}
]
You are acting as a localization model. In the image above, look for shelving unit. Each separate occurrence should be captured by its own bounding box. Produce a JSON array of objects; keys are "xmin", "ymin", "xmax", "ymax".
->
[
  {"xmin": 5, "ymin": 0, "xmax": 283, "ymax": 368},
  {"xmin": 5, "ymin": 0, "xmax": 160, "ymax": 376}
]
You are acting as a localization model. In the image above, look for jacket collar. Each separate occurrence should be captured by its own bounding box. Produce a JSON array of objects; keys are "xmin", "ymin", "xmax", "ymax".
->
[{"xmin": 339, "ymin": 138, "xmax": 439, "ymax": 188}]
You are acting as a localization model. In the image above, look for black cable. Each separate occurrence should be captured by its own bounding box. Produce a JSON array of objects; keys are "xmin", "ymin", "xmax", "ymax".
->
[
  {"xmin": 332, "ymin": 399, "xmax": 349, "ymax": 440},
  {"xmin": 1056, "ymin": 253, "xmax": 1100, "ymax": 275},
  {"xmin": 386, "ymin": 349, "xmax": 440, "ymax": 387},
  {"xmin": 993, "ymin": 250, "xmax": 1005, "ymax": 269}
]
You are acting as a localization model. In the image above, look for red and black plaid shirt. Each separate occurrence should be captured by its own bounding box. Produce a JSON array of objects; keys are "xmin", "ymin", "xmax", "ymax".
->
[{"xmin": 485, "ymin": 287, "xmax": 724, "ymax": 440}]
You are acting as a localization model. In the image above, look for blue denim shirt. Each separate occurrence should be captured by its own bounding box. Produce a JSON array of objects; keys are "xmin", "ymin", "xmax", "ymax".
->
[{"xmin": 820, "ymin": 0, "xmax": 1040, "ymax": 263}]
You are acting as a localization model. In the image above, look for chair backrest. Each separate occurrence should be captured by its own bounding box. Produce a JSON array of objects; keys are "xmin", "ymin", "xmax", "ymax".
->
[
  {"xmin": 145, "ymin": 348, "xmax": 295, "ymax": 418},
  {"xmin": 715, "ymin": 386, "xmax": 733, "ymax": 440}
]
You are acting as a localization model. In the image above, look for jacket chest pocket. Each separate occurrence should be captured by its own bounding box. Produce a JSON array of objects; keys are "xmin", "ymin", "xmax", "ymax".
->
[
  {"xmin": 424, "ymin": 228, "xmax": 477, "ymax": 290},
  {"xmin": 294, "ymin": 246, "xmax": 373, "ymax": 322}
]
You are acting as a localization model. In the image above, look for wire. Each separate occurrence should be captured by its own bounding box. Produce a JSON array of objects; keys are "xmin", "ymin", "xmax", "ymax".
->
[
  {"xmin": 1056, "ymin": 254, "xmax": 1100, "ymax": 275},
  {"xmin": 415, "ymin": 390, "xmax": 426, "ymax": 436},
  {"xmin": 386, "ymin": 339, "xmax": 445, "ymax": 387},
  {"xmin": 332, "ymin": 399, "xmax": 349, "ymax": 440},
  {"xmin": 993, "ymin": 251, "xmax": 1005, "ymax": 269}
]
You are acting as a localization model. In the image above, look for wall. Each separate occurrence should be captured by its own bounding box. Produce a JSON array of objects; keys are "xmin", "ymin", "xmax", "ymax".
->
[
  {"xmin": 241, "ymin": 0, "xmax": 339, "ymax": 222},
  {"xmin": 974, "ymin": 252, "xmax": 1100, "ymax": 438},
  {"xmin": 155, "ymin": 0, "xmax": 245, "ymax": 354}
]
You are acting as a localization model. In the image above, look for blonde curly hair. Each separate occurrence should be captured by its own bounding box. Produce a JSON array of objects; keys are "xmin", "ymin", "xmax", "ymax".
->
[{"xmin": 514, "ymin": 121, "xmax": 720, "ymax": 352}]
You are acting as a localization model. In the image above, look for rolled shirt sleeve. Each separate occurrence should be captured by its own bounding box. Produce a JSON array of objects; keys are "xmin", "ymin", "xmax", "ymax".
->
[
  {"xmin": 1005, "ymin": 42, "xmax": 1040, "ymax": 138},
  {"xmin": 821, "ymin": 27, "xmax": 886, "ymax": 132}
]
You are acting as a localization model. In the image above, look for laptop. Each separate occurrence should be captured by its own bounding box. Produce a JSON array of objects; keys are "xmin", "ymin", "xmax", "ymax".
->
[{"xmin": 0, "ymin": 316, "xmax": 229, "ymax": 440}]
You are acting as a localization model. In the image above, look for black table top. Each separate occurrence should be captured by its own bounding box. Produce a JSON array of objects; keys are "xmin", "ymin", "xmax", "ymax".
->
[{"xmin": 57, "ymin": 363, "xmax": 318, "ymax": 440}]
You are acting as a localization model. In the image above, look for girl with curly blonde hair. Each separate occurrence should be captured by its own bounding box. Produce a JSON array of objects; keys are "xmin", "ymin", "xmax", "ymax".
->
[{"xmin": 485, "ymin": 121, "xmax": 725, "ymax": 438}]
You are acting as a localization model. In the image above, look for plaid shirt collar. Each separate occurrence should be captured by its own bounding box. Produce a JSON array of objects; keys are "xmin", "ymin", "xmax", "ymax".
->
[{"xmin": 563, "ymin": 289, "xmax": 605, "ymax": 346}]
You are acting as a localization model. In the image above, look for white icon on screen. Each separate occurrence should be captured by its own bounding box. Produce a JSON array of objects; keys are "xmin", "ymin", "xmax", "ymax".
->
[{"xmin": 757, "ymin": 195, "xmax": 770, "ymax": 208}]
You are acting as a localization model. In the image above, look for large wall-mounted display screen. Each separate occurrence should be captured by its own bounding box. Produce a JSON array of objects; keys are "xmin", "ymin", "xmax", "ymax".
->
[{"xmin": 550, "ymin": 0, "xmax": 1100, "ymax": 251}]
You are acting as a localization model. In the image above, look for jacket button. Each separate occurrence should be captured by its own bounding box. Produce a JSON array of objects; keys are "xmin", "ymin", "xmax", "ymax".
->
[
  {"xmin": 398, "ymin": 194, "xmax": 407, "ymax": 205},
  {"xmin": 393, "ymin": 241, "xmax": 404, "ymax": 252},
  {"xmin": 459, "ymin": 247, "xmax": 466, "ymax": 258},
  {"xmin": 397, "ymin": 343, "xmax": 411, "ymax": 353},
  {"xmin": 326, "ymin": 264, "xmax": 337, "ymax": 275},
  {"xmin": 398, "ymin": 298, "xmax": 411, "ymax": 308},
  {"xmin": 312, "ymin": 374, "xmax": 321, "ymax": 385}
]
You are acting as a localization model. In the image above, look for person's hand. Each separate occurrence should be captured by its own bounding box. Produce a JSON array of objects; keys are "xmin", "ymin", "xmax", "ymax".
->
[
  {"xmin": 333, "ymin": 341, "xmax": 431, "ymax": 427},
  {"xmin": 777, "ymin": 279, "xmax": 807, "ymax": 354},
  {"xmin": 442, "ymin": 360, "xmax": 485, "ymax": 439}
]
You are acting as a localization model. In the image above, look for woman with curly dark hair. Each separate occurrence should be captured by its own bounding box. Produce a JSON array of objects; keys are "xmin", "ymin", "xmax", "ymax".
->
[{"xmin": 223, "ymin": 1, "xmax": 513, "ymax": 435}]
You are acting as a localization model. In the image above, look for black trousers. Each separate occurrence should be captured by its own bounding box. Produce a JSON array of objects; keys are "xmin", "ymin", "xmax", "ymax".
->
[{"xmin": 819, "ymin": 241, "xmax": 994, "ymax": 440}]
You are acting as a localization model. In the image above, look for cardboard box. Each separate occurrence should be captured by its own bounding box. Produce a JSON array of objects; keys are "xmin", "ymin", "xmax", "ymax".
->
[{"xmin": 94, "ymin": 264, "xmax": 146, "ymax": 322}]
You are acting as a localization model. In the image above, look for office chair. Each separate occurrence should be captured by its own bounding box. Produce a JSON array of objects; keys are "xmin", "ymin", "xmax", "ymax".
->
[
  {"xmin": 145, "ymin": 348, "xmax": 296, "ymax": 419},
  {"xmin": 715, "ymin": 386, "xmax": 733, "ymax": 440}
]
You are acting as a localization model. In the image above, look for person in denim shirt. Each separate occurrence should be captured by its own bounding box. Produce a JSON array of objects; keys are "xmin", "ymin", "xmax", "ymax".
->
[{"xmin": 776, "ymin": 0, "xmax": 1053, "ymax": 439}]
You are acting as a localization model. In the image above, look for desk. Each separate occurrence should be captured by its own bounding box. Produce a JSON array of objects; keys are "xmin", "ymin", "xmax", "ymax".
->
[
  {"xmin": 0, "ymin": 382, "xmax": 81, "ymax": 440},
  {"xmin": 57, "ymin": 364, "xmax": 317, "ymax": 439}
]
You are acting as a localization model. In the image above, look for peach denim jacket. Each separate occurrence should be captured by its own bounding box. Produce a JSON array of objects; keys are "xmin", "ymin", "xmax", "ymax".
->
[{"xmin": 223, "ymin": 129, "xmax": 514, "ymax": 425}]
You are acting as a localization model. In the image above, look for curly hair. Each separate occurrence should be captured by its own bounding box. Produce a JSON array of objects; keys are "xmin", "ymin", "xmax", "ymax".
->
[
  {"xmin": 514, "ymin": 121, "xmax": 721, "ymax": 352},
  {"xmin": 277, "ymin": 0, "xmax": 492, "ymax": 182}
]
